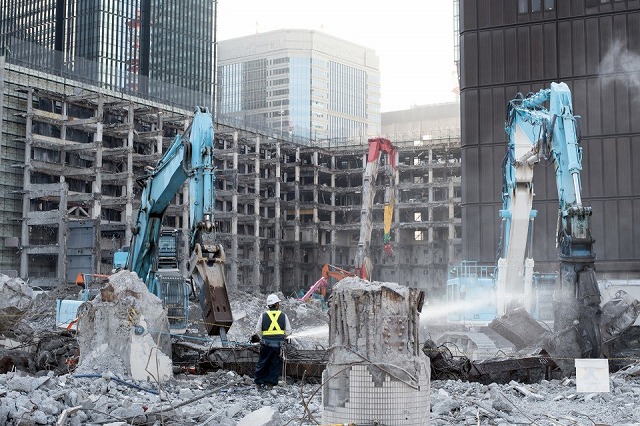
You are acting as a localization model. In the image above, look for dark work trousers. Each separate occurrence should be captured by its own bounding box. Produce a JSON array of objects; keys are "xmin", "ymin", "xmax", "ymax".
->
[{"xmin": 254, "ymin": 340, "xmax": 283, "ymax": 386}]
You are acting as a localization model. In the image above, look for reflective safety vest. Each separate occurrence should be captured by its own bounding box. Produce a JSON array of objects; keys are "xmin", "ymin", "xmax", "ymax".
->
[{"xmin": 261, "ymin": 310, "xmax": 286, "ymax": 337}]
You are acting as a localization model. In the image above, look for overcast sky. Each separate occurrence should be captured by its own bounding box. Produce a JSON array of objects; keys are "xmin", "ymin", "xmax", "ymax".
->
[{"xmin": 216, "ymin": 0, "xmax": 458, "ymax": 112}]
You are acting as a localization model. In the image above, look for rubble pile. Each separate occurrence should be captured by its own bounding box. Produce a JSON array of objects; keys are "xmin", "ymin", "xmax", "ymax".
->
[
  {"xmin": 1, "ymin": 273, "xmax": 639, "ymax": 425},
  {"xmin": 0, "ymin": 369, "xmax": 324, "ymax": 425},
  {"xmin": 0, "ymin": 360, "xmax": 638, "ymax": 425},
  {"xmin": 430, "ymin": 362, "xmax": 640, "ymax": 425},
  {"xmin": 0, "ymin": 275, "xmax": 35, "ymax": 337},
  {"xmin": 75, "ymin": 271, "xmax": 173, "ymax": 382},
  {"xmin": 0, "ymin": 276, "xmax": 78, "ymax": 375}
]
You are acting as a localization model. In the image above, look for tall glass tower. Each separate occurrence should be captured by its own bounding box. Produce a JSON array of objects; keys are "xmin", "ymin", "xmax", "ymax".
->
[
  {"xmin": 0, "ymin": 0, "xmax": 215, "ymax": 106},
  {"xmin": 217, "ymin": 29, "xmax": 380, "ymax": 144}
]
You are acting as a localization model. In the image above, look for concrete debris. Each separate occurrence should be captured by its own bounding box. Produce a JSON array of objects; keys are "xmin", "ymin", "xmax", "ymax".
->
[
  {"xmin": 0, "ymin": 369, "xmax": 324, "ymax": 425},
  {"xmin": 601, "ymin": 290, "xmax": 640, "ymax": 344},
  {"xmin": 429, "ymin": 366, "xmax": 640, "ymax": 426},
  {"xmin": 0, "ymin": 273, "xmax": 639, "ymax": 425},
  {"xmin": 488, "ymin": 307, "xmax": 550, "ymax": 351},
  {"xmin": 0, "ymin": 364, "xmax": 640, "ymax": 426},
  {"xmin": 0, "ymin": 275, "xmax": 34, "ymax": 335},
  {"xmin": 75, "ymin": 271, "xmax": 173, "ymax": 383},
  {"xmin": 236, "ymin": 406, "xmax": 281, "ymax": 425},
  {"xmin": 489, "ymin": 295, "xmax": 640, "ymax": 375}
]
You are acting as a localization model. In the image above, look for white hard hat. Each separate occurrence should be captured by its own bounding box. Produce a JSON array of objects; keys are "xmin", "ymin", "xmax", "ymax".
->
[{"xmin": 266, "ymin": 294, "xmax": 281, "ymax": 306}]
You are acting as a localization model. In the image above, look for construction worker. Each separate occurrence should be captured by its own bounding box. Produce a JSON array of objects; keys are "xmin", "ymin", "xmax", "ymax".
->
[{"xmin": 253, "ymin": 293, "xmax": 292, "ymax": 391}]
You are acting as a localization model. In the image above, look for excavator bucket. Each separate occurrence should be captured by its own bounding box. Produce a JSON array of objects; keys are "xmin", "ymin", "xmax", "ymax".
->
[
  {"xmin": 189, "ymin": 243, "xmax": 233, "ymax": 335},
  {"xmin": 577, "ymin": 267, "xmax": 602, "ymax": 358}
]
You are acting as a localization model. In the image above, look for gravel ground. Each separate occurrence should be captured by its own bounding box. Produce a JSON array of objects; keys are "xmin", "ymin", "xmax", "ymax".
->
[{"xmin": 1, "ymin": 362, "xmax": 639, "ymax": 425}]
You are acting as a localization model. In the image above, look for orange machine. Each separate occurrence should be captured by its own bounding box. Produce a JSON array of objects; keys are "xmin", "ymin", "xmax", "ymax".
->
[{"xmin": 299, "ymin": 264, "xmax": 356, "ymax": 302}]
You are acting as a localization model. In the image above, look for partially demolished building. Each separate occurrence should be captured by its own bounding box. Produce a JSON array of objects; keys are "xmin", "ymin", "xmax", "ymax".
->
[{"xmin": 0, "ymin": 55, "xmax": 462, "ymax": 299}]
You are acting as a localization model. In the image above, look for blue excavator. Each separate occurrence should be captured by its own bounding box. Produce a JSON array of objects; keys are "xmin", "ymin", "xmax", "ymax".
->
[
  {"xmin": 494, "ymin": 82, "xmax": 601, "ymax": 361},
  {"xmin": 442, "ymin": 82, "xmax": 608, "ymax": 376},
  {"xmin": 123, "ymin": 107, "xmax": 232, "ymax": 336}
]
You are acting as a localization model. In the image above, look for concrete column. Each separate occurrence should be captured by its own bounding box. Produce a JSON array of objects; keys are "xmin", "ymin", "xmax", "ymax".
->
[
  {"xmin": 322, "ymin": 279, "xmax": 430, "ymax": 424},
  {"xmin": 294, "ymin": 147, "xmax": 301, "ymax": 285},
  {"xmin": 125, "ymin": 103, "xmax": 134, "ymax": 247},
  {"xmin": 59, "ymin": 100, "xmax": 69, "ymax": 280},
  {"xmin": 330, "ymin": 155, "xmax": 336, "ymax": 265},
  {"xmin": 155, "ymin": 113, "xmax": 163, "ymax": 154},
  {"xmin": 393, "ymin": 149, "xmax": 400, "ymax": 277},
  {"xmin": 253, "ymin": 136, "xmax": 261, "ymax": 291},
  {"xmin": 230, "ymin": 131, "xmax": 239, "ymax": 290},
  {"xmin": 448, "ymin": 180, "xmax": 456, "ymax": 261},
  {"xmin": 428, "ymin": 148, "xmax": 434, "ymax": 243},
  {"xmin": 60, "ymin": 102, "xmax": 67, "ymax": 183},
  {"xmin": 57, "ymin": 182, "xmax": 67, "ymax": 283},
  {"xmin": 91, "ymin": 100, "xmax": 104, "ymax": 275},
  {"xmin": 92, "ymin": 97, "xmax": 103, "ymax": 220},
  {"xmin": 274, "ymin": 141, "xmax": 281, "ymax": 291},
  {"xmin": 19, "ymin": 88, "xmax": 33, "ymax": 279}
]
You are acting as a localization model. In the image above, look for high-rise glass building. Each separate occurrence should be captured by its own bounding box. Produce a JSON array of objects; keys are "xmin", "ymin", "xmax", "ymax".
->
[
  {"xmin": 0, "ymin": 0, "xmax": 215, "ymax": 106},
  {"xmin": 217, "ymin": 29, "xmax": 381, "ymax": 143}
]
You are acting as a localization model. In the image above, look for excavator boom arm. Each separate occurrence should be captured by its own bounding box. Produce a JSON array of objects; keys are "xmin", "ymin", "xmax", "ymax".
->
[
  {"xmin": 127, "ymin": 108, "xmax": 232, "ymax": 335},
  {"xmin": 501, "ymin": 82, "xmax": 600, "ymax": 359},
  {"xmin": 354, "ymin": 138, "xmax": 398, "ymax": 280}
]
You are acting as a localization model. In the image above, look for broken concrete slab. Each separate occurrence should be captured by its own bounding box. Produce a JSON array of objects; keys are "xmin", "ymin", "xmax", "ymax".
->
[
  {"xmin": 600, "ymin": 290, "xmax": 640, "ymax": 344},
  {"xmin": 488, "ymin": 306, "xmax": 549, "ymax": 351},
  {"xmin": 75, "ymin": 271, "xmax": 173, "ymax": 383},
  {"xmin": 6, "ymin": 373, "xmax": 52, "ymax": 392},
  {"xmin": 0, "ymin": 274, "xmax": 34, "ymax": 335},
  {"xmin": 237, "ymin": 406, "xmax": 281, "ymax": 426}
]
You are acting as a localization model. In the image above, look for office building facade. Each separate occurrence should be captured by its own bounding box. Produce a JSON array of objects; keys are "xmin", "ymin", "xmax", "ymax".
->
[
  {"xmin": 217, "ymin": 29, "xmax": 381, "ymax": 144},
  {"xmin": 459, "ymin": 0, "xmax": 640, "ymax": 276},
  {"xmin": 0, "ymin": 0, "xmax": 215, "ymax": 107}
]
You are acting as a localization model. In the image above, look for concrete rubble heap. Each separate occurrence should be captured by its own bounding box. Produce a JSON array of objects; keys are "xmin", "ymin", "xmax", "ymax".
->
[
  {"xmin": 0, "ymin": 275, "xmax": 34, "ymax": 337},
  {"xmin": 0, "ymin": 279, "xmax": 640, "ymax": 424},
  {"xmin": 0, "ymin": 369, "xmax": 324, "ymax": 425},
  {"xmin": 322, "ymin": 277, "xmax": 430, "ymax": 425},
  {"xmin": 75, "ymin": 270, "xmax": 173, "ymax": 383},
  {"xmin": 0, "ymin": 361, "xmax": 637, "ymax": 425}
]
